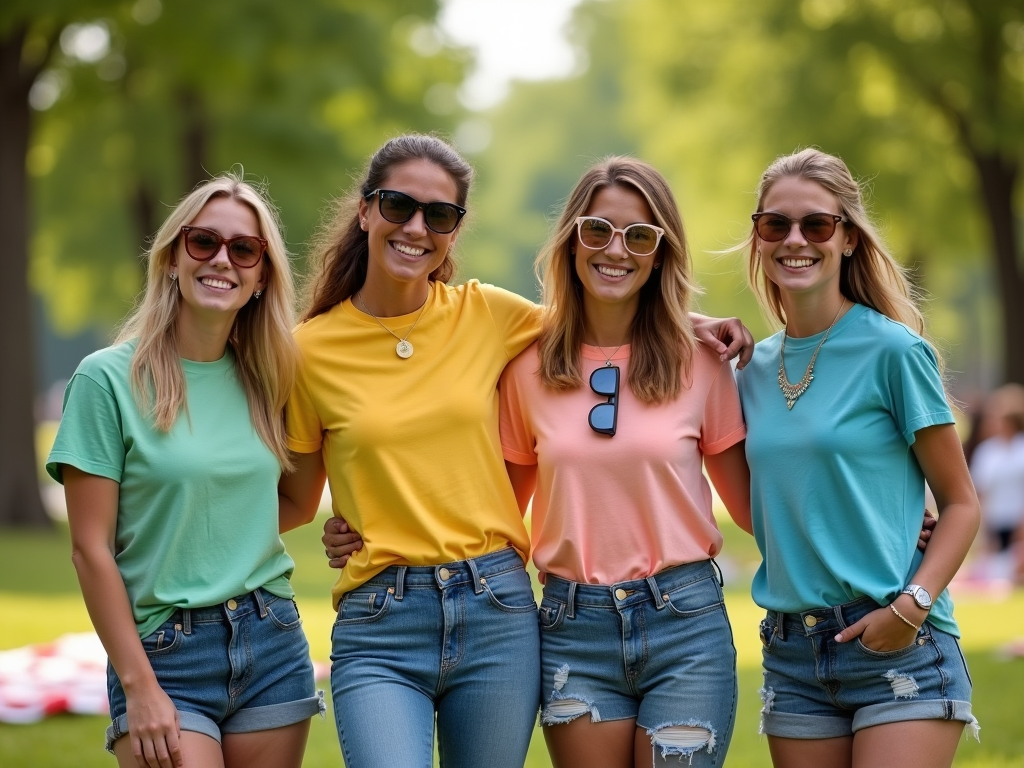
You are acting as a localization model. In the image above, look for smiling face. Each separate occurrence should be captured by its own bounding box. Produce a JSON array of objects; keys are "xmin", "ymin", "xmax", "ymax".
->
[
  {"xmin": 358, "ymin": 158, "xmax": 461, "ymax": 293},
  {"xmin": 574, "ymin": 183, "xmax": 659, "ymax": 321},
  {"xmin": 171, "ymin": 195, "xmax": 266, "ymax": 326},
  {"xmin": 758, "ymin": 175, "xmax": 857, "ymax": 304}
]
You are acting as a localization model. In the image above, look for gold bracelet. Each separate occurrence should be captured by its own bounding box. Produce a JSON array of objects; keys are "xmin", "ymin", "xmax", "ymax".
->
[{"xmin": 889, "ymin": 603, "xmax": 921, "ymax": 630}]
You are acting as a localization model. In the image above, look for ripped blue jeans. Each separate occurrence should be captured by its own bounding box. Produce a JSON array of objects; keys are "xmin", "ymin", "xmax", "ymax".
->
[{"xmin": 538, "ymin": 560, "xmax": 737, "ymax": 765}]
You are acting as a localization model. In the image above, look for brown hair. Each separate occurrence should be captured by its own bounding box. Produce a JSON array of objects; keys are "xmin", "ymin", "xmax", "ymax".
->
[
  {"xmin": 535, "ymin": 157, "xmax": 700, "ymax": 403},
  {"xmin": 301, "ymin": 134, "xmax": 473, "ymax": 320}
]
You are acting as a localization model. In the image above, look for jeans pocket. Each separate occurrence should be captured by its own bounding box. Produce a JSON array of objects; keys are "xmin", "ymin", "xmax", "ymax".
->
[
  {"xmin": 854, "ymin": 630, "xmax": 927, "ymax": 659},
  {"xmin": 265, "ymin": 596, "xmax": 303, "ymax": 631},
  {"xmin": 759, "ymin": 616, "xmax": 780, "ymax": 655},
  {"xmin": 140, "ymin": 619, "xmax": 183, "ymax": 656},
  {"xmin": 480, "ymin": 567, "xmax": 537, "ymax": 613},
  {"xmin": 663, "ymin": 576, "xmax": 724, "ymax": 618},
  {"xmin": 538, "ymin": 596, "xmax": 566, "ymax": 631},
  {"xmin": 334, "ymin": 589, "xmax": 392, "ymax": 626}
]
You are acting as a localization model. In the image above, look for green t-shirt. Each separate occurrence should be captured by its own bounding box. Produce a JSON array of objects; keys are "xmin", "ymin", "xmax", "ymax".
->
[{"xmin": 46, "ymin": 342, "xmax": 295, "ymax": 638}]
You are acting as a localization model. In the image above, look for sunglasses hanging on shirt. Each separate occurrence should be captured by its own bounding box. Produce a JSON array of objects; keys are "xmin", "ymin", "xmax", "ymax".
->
[{"xmin": 588, "ymin": 366, "xmax": 619, "ymax": 437}]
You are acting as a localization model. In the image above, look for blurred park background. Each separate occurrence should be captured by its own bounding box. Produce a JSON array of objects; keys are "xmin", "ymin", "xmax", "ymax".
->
[{"xmin": 2, "ymin": 0, "xmax": 1024, "ymax": 765}]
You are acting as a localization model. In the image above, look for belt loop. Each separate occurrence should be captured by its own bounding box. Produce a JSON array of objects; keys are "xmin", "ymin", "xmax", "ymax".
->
[
  {"xmin": 777, "ymin": 612, "xmax": 786, "ymax": 640},
  {"xmin": 394, "ymin": 566, "xmax": 407, "ymax": 601},
  {"xmin": 182, "ymin": 608, "xmax": 192, "ymax": 635},
  {"xmin": 646, "ymin": 576, "xmax": 666, "ymax": 610},
  {"xmin": 710, "ymin": 558, "xmax": 724, "ymax": 587},
  {"xmin": 466, "ymin": 557, "xmax": 483, "ymax": 595},
  {"xmin": 566, "ymin": 581, "xmax": 577, "ymax": 620},
  {"xmin": 253, "ymin": 588, "xmax": 268, "ymax": 618}
]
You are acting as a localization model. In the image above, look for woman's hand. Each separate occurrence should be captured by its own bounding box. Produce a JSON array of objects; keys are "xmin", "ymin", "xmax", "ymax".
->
[
  {"xmin": 833, "ymin": 597, "xmax": 925, "ymax": 652},
  {"xmin": 324, "ymin": 516, "xmax": 363, "ymax": 568},
  {"xmin": 690, "ymin": 314, "xmax": 755, "ymax": 369},
  {"xmin": 918, "ymin": 509, "xmax": 937, "ymax": 551},
  {"xmin": 125, "ymin": 682, "xmax": 182, "ymax": 768}
]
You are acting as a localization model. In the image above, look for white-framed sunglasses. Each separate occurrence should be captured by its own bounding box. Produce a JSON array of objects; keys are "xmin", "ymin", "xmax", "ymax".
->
[{"xmin": 575, "ymin": 216, "xmax": 665, "ymax": 257}]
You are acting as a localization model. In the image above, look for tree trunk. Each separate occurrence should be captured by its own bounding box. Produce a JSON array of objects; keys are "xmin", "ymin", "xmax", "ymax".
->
[
  {"xmin": 0, "ymin": 25, "xmax": 51, "ymax": 527},
  {"xmin": 177, "ymin": 87, "xmax": 208, "ymax": 192},
  {"xmin": 970, "ymin": 151, "xmax": 1024, "ymax": 386}
]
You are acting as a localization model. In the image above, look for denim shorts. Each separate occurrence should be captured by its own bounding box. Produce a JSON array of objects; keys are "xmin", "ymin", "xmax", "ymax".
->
[
  {"xmin": 106, "ymin": 588, "xmax": 324, "ymax": 752},
  {"xmin": 538, "ymin": 560, "xmax": 737, "ymax": 766},
  {"xmin": 330, "ymin": 546, "xmax": 541, "ymax": 768},
  {"xmin": 758, "ymin": 596, "xmax": 978, "ymax": 739}
]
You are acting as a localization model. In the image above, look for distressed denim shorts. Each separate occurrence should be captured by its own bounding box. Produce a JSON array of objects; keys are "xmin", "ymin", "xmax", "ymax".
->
[
  {"xmin": 758, "ymin": 596, "xmax": 978, "ymax": 740},
  {"xmin": 539, "ymin": 560, "xmax": 738, "ymax": 766},
  {"xmin": 106, "ymin": 588, "xmax": 324, "ymax": 752}
]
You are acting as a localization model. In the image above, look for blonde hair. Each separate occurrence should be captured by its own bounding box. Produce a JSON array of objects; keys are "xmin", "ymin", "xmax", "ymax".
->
[
  {"xmin": 536, "ymin": 157, "xmax": 700, "ymax": 403},
  {"xmin": 115, "ymin": 172, "xmax": 297, "ymax": 468},
  {"xmin": 746, "ymin": 148, "xmax": 928, "ymax": 339},
  {"xmin": 302, "ymin": 134, "xmax": 473, "ymax": 320}
]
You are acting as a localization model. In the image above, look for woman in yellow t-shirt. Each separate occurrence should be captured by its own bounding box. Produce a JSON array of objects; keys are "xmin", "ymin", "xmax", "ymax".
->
[{"xmin": 285, "ymin": 134, "xmax": 751, "ymax": 768}]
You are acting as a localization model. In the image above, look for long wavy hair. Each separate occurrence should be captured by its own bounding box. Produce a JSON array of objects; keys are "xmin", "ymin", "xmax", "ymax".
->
[
  {"xmin": 535, "ymin": 157, "xmax": 700, "ymax": 403},
  {"xmin": 115, "ymin": 172, "xmax": 297, "ymax": 468},
  {"xmin": 746, "ymin": 149, "xmax": 929, "ymax": 342},
  {"xmin": 301, "ymin": 134, "xmax": 473, "ymax": 320}
]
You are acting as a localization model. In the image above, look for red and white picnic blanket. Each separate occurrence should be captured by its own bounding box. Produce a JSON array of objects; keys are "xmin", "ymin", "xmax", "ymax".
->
[{"xmin": 0, "ymin": 633, "xmax": 108, "ymax": 724}]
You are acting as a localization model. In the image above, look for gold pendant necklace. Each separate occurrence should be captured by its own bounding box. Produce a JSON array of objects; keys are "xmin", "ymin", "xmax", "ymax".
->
[
  {"xmin": 778, "ymin": 300, "xmax": 846, "ymax": 410},
  {"xmin": 356, "ymin": 292, "xmax": 429, "ymax": 359}
]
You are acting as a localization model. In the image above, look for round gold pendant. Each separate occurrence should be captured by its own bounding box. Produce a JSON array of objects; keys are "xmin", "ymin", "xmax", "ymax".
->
[{"xmin": 396, "ymin": 340, "xmax": 414, "ymax": 359}]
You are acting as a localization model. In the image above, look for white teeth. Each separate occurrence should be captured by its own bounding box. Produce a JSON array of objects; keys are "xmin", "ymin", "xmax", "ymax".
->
[
  {"xmin": 596, "ymin": 265, "xmax": 629, "ymax": 277},
  {"xmin": 392, "ymin": 242, "xmax": 426, "ymax": 257},
  {"xmin": 781, "ymin": 258, "xmax": 814, "ymax": 268},
  {"xmin": 200, "ymin": 277, "xmax": 234, "ymax": 289}
]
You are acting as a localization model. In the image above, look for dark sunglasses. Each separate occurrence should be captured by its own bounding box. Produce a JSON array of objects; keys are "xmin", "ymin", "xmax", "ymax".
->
[
  {"xmin": 751, "ymin": 212, "xmax": 847, "ymax": 243},
  {"xmin": 589, "ymin": 366, "xmax": 619, "ymax": 437},
  {"xmin": 180, "ymin": 226, "xmax": 267, "ymax": 268},
  {"xmin": 365, "ymin": 189, "xmax": 467, "ymax": 235}
]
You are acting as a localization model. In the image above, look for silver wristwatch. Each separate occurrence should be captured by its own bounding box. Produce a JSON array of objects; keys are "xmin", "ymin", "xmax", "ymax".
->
[{"xmin": 901, "ymin": 584, "xmax": 933, "ymax": 610}]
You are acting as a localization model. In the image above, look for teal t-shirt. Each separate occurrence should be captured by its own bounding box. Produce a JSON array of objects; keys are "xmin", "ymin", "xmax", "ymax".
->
[
  {"xmin": 46, "ymin": 342, "xmax": 295, "ymax": 638},
  {"xmin": 736, "ymin": 304, "xmax": 959, "ymax": 636}
]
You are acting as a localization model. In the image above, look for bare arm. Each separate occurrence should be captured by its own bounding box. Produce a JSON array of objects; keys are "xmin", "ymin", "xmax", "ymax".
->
[
  {"xmin": 836, "ymin": 424, "xmax": 981, "ymax": 649},
  {"xmin": 504, "ymin": 460, "xmax": 538, "ymax": 516},
  {"xmin": 64, "ymin": 466, "xmax": 182, "ymax": 768},
  {"xmin": 704, "ymin": 441, "xmax": 752, "ymax": 534},
  {"xmin": 690, "ymin": 313, "xmax": 755, "ymax": 370},
  {"xmin": 278, "ymin": 450, "xmax": 327, "ymax": 534}
]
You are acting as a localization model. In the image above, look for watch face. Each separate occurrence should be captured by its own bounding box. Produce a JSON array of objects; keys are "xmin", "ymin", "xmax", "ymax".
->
[{"xmin": 909, "ymin": 586, "xmax": 932, "ymax": 608}]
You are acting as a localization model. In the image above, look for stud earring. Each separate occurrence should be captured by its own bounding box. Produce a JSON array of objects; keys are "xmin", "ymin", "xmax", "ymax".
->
[
  {"xmin": 254, "ymin": 290, "xmax": 263, "ymax": 299},
  {"xmin": 843, "ymin": 249, "xmax": 853, "ymax": 257},
  {"xmin": 169, "ymin": 273, "xmax": 177, "ymax": 281}
]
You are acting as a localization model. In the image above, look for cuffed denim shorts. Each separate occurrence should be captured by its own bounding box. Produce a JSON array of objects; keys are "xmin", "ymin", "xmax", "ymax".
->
[
  {"xmin": 330, "ymin": 546, "xmax": 541, "ymax": 768},
  {"xmin": 758, "ymin": 596, "xmax": 978, "ymax": 739},
  {"xmin": 106, "ymin": 588, "xmax": 324, "ymax": 752},
  {"xmin": 538, "ymin": 560, "xmax": 738, "ymax": 766}
]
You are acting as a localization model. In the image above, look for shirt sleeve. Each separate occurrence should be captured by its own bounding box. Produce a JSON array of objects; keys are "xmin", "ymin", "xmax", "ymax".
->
[
  {"xmin": 699, "ymin": 360, "xmax": 747, "ymax": 455},
  {"xmin": 888, "ymin": 340, "xmax": 954, "ymax": 445},
  {"xmin": 46, "ymin": 373, "xmax": 126, "ymax": 484},
  {"xmin": 498, "ymin": 356, "xmax": 538, "ymax": 465},
  {"xmin": 479, "ymin": 282, "xmax": 543, "ymax": 360},
  {"xmin": 285, "ymin": 361, "xmax": 324, "ymax": 454}
]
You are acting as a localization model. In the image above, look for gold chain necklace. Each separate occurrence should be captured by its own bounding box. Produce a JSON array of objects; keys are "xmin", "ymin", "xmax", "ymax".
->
[
  {"xmin": 356, "ymin": 291, "xmax": 429, "ymax": 359},
  {"xmin": 778, "ymin": 300, "xmax": 846, "ymax": 410}
]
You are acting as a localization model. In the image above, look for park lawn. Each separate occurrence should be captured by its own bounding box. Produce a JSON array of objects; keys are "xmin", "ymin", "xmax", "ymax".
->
[{"xmin": 2, "ymin": 520, "xmax": 1023, "ymax": 767}]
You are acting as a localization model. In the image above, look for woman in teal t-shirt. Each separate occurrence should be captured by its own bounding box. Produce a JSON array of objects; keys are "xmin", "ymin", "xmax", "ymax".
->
[
  {"xmin": 47, "ymin": 174, "xmax": 322, "ymax": 767},
  {"xmin": 736, "ymin": 149, "xmax": 980, "ymax": 768}
]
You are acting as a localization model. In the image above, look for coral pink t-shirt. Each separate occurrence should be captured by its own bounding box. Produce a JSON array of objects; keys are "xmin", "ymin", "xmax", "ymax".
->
[{"xmin": 499, "ymin": 341, "xmax": 746, "ymax": 584}]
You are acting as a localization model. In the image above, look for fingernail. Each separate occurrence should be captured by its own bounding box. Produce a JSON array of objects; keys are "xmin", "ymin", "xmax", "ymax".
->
[{"xmin": 834, "ymin": 634, "xmax": 842, "ymax": 641}]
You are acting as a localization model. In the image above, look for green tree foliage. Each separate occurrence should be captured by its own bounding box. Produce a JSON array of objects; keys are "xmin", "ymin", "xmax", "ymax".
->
[
  {"xmin": 468, "ymin": 0, "xmax": 1016, "ymax": 390},
  {"xmin": 1, "ymin": 0, "xmax": 466, "ymax": 527}
]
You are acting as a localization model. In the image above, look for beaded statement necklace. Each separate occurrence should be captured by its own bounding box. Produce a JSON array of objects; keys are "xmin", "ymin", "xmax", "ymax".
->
[{"xmin": 777, "ymin": 300, "xmax": 846, "ymax": 410}]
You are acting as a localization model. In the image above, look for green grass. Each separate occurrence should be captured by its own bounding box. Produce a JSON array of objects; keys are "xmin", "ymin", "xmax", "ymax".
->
[{"xmin": 2, "ymin": 519, "xmax": 1023, "ymax": 766}]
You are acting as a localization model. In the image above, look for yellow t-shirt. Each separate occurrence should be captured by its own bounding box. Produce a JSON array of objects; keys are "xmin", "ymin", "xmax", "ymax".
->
[{"xmin": 287, "ymin": 280, "xmax": 542, "ymax": 605}]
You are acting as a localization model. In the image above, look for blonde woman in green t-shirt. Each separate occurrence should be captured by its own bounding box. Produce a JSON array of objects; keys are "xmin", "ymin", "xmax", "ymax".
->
[{"xmin": 47, "ymin": 174, "xmax": 322, "ymax": 768}]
